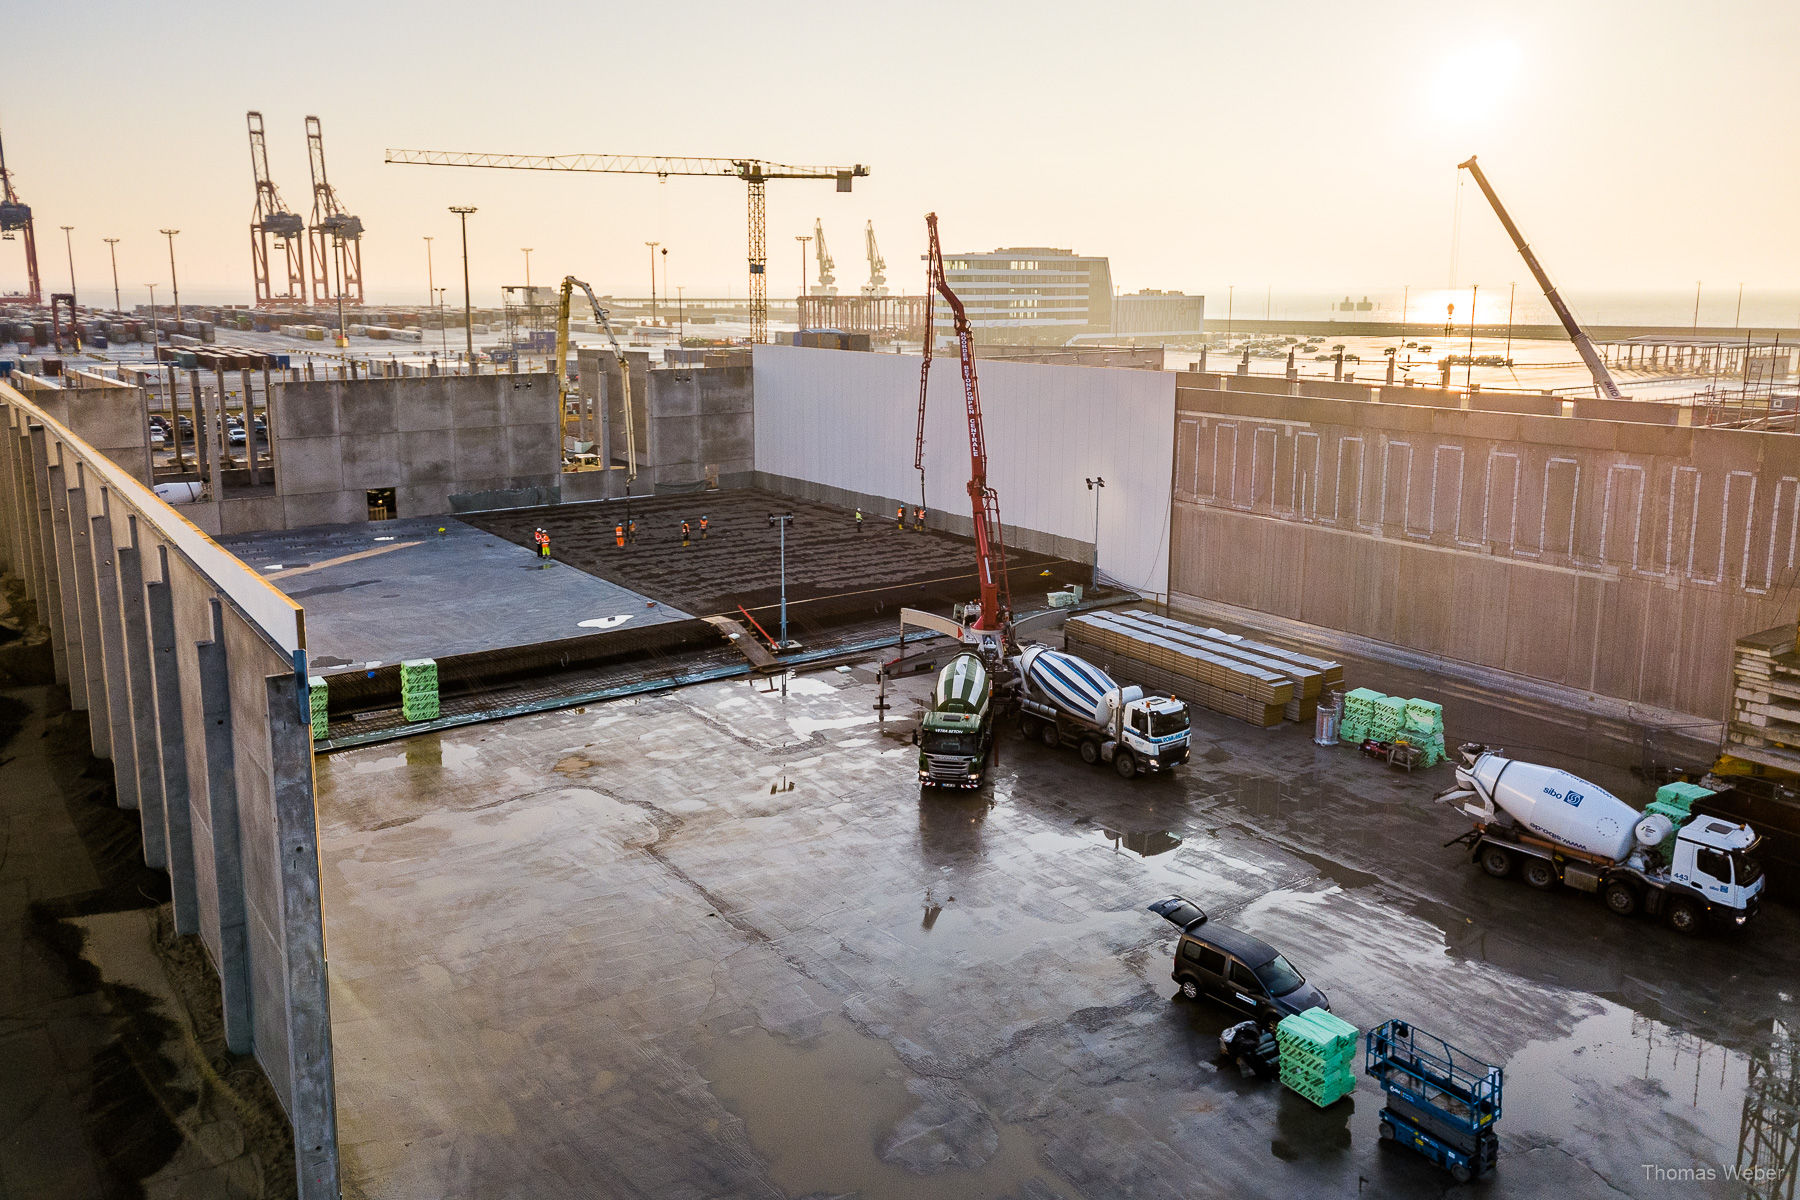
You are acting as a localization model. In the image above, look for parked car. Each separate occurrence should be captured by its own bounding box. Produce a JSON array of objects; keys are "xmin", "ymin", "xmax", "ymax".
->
[
  {"xmin": 1147, "ymin": 896, "xmax": 1330, "ymax": 1021},
  {"xmin": 149, "ymin": 427, "xmax": 166, "ymax": 446},
  {"xmin": 228, "ymin": 426, "xmax": 247, "ymax": 445}
]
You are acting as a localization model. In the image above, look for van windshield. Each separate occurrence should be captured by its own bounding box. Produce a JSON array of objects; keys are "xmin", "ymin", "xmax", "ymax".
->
[{"xmin": 1253, "ymin": 954, "xmax": 1304, "ymax": 997}]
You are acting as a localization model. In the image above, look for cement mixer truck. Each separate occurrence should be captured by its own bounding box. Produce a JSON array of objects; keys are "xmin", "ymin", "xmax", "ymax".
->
[
  {"xmin": 917, "ymin": 651, "xmax": 995, "ymax": 789},
  {"xmin": 1438, "ymin": 746, "xmax": 1765, "ymax": 934},
  {"xmin": 1015, "ymin": 644, "xmax": 1191, "ymax": 779}
]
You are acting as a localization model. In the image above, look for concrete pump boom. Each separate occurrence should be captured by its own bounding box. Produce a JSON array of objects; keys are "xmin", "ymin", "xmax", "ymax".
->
[
  {"xmin": 556, "ymin": 276, "xmax": 637, "ymax": 486},
  {"xmin": 1457, "ymin": 155, "xmax": 1625, "ymax": 401}
]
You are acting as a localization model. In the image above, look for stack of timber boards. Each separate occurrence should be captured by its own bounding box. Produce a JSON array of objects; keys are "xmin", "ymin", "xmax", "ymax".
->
[
  {"xmin": 1066, "ymin": 611, "xmax": 1290, "ymax": 727},
  {"xmin": 1731, "ymin": 625, "xmax": 1800, "ymax": 753},
  {"xmin": 1065, "ymin": 609, "xmax": 1343, "ymax": 728}
]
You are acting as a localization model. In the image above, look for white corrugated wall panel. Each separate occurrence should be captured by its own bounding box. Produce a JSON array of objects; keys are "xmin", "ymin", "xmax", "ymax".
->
[{"xmin": 752, "ymin": 345, "xmax": 1175, "ymax": 597}]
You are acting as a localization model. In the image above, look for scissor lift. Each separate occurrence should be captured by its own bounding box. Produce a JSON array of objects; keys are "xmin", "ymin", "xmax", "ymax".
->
[{"xmin": 1366, "ymin": 1019, "xmax": 1503, "ymax": 1183}]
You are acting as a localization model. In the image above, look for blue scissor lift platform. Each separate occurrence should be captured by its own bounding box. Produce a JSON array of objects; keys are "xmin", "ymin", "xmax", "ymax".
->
[{"xmin": 1366, "ymin": 1019, "xmax": 1503, "ymax": 1183}]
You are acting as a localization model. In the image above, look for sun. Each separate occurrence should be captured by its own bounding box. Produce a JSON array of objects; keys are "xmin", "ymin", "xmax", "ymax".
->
[{"xmin": 1428, "ymin": 42, "xmax": 1523, "ymax": 123}]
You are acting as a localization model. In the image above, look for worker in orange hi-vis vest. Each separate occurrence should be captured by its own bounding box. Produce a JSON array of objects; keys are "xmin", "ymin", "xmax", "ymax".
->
[
  {"xmin": 700, "ymin": 514, "xmax": 709, "ymax": 540},
  {"xmin": 915, "ymin": 506, "xmax": 926, "ymax": 532},
  {"xmin": 896, "ymin": 505, "xmax": 905, "ymax": 531},
  {"xmin": 681, "ymin": 519, "xmax": 691, "ymax": 547},
  {"xmin": 615, "ymin": 522, "xmax": 625, "ymax": 548}
]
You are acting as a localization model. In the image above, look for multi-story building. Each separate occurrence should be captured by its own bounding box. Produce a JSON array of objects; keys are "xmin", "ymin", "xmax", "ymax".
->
[
  {"xmin": 1112, "ymin": 289, "xmax": 1205, "ymax": 340},
  {"xmin": 932, "ymin": 247, "xmax": 1113, "ymax": 345}
]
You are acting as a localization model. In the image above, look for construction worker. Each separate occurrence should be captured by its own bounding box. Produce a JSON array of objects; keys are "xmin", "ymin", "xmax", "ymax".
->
[
  {"xmin": 534, "ymin": 528, "xmax": 551, "ymax": 559},
  {"xmin": 896, "ymin": 504, "xmax": 906, "ymax": 531},
  {"xmin": 915, "ymin": 505, "xmax": 926, "ymax": 532},
  {"xmin": 628, "ymin": 517, "xmax": 638, "ymax": 543},
  {"xmin": 615, "ymin": 522, "xmax": 625, "ymax": 549},
  {"xmin": 700, "ymin": 514, "xmax": 709, "ymax": 540},
  {"xmin": 855, "ymin": 507, "xmax": 864, "ymax": 533},
  {"xmin": 681, "ymin": 518, "xmax": 691, "ymax": 547}
]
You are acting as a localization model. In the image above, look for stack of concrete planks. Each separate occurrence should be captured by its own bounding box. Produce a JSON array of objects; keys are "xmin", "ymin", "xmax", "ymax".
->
[
  {"xmin": 1123, "ymin": 610, "xmax": 1343, "ymax": 723},
  {"xmin": 1730, "ymin": 625, "xmax": 1800, "ymax": 753}
]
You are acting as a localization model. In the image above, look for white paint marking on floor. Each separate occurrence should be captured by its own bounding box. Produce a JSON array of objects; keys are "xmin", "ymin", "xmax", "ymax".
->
[{"xmin": 577, "ymin": 615, "xmax": 633, "ymax": 630}]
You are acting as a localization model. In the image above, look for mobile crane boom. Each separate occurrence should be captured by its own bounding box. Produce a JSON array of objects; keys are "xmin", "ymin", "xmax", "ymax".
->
[
  {"xmin": 919, "ymin": 213, "xmax": 1010, "ymax": 635},
  {"xmin": 1457, "ymin": 155, "xmax": 1624, "ymax": 401}
]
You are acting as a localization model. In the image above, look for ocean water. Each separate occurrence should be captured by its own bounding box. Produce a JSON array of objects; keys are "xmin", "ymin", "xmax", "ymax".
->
[{"xmin": 1220, "ymin": 287, "xmax": 1800, "ymax": 331}]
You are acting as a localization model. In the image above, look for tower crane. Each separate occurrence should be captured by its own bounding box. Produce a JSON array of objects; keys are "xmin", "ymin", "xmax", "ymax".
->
[
  {"xmin": 385, "ymin": 148, "xmax": 868, "ymax": 343},
  {"xmin": 247, "ymin": 112, "xmax": 307, "ymax": 307},
  {"xmin": 307, "ymin": 116, "xmax": 365, "ymax": 306},
  {"xmin": 861, "ymin": 220, "xmax": 887, "ymax": 297},
  {"xmin": 554, "ymin": 275, "xmax": 636, "ymax": 488},
  {"xmin": 918, "ymin": 212, "xmax": 1010, "ymax": 646},
  {"xmin": 0, "ymin": 119, "xmax": 42, "ymax": 306},
  {"xmin": 1457, "ymin": 155, "xmax": 1624, "ymax": 400},
  {"xmin": 811, "ymin": 218, "xmax": 836, "ymax": 295}
]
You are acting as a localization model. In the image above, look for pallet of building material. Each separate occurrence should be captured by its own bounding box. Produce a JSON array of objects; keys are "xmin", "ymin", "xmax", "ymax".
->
[
  {"xmin": 309, "ymin": 676, "xmax": 329, "ymax": 741},
  {"xmin": 1276, "ymin": 1009, "xmax": 1359, "ymax": 1107},
  {"xmin": 1067, "ymin": 638, "xmax": 1286, "ymax": 728},
  {"xmin": 1097, "ymin": 611, "xmax": 1327, "ymax": 703},
  {"xmin": 400, "ymin": 658, "xmax": 439, "ymax": 723},
  {"xmin": 1369, "ymin": 695, "xmax": 1408, "ymax": 741},
  {"xmin": 1339, "ymin": 687, "xmax": 1384, "ymax": 744},
  {"xmin": 1284, "ymin": 696, "xmax": 1321, "ymax": 724},
  {"xmin": 1126, "ymin": 610, "xmax": 1345, "ymax": 688},
  {"xmin": 1065, "ymin": 617, "xmax": 1294, "ymax": 706}
]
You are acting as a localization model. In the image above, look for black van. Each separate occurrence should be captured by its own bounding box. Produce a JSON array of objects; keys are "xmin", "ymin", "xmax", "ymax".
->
[{"xmin": 1147, "ymin": 896, "xmax": 1330, "ymax": 1022}]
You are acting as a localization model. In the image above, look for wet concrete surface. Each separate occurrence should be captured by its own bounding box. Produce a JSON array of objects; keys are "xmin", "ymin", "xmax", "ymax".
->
[
  {"xmin": 220, "ymin": 517, "xmax": 685, "ymax": 671},
  {"xmin": 466, "ymin": 488, "xmax": 1090, "ymax": 628},
  {"xmin": 314, "ymin": 654, "xmax": 1800, "ymax": 1199}
]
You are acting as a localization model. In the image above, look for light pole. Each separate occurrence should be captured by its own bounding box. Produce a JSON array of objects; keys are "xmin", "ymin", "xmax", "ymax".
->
[
  {"xmin": 423, "ymin": 235, "xmax": 434, "ymax": 308},
  {"xmin": 435, "ymin": 287, "xmax": 448, "ymax": 357},
  {"xmin": 159, "ymin": 229, "xmax": 180, "ymax": 333},
  {"xmin": 644, "ymin": 241, "xmax": 659, "ymax": 326},
  {"xmin": 1693, "ymin": 280, "xmax": 1702, "ymax": 330},
  {"xmin": 1226, "ymin": 284, "xmax": 1234, "ymax": 341},
  {"xmin": 796, "ymin": 235, "xmax": 811, "ymax": 331},
  {"xmin": 660, "ymin": 246, "xmax": 668, "ymax": 328},
  {"xmin": 1085, "ymin": 476, "xmax": 1105, "ymax": 582},
  {"xmin": 768, "ymin": 512, "xmax": 794, "ymax": 650},
  {"xmin": 60, "ymin": 225, "xmax": 76, "ymax": 304},
  {"xmin": 103, "ymin": 238, "xmax": 121, "ymax": 313},
  {"xmin": 146, "ymin": 282, "xmax": 158, "ymax": 344},
  {"xmin": 332, "ymin": 232, "xmax": 348, "ymax": 348},
  {"xmin": 521, "ymin": 247, "xmax": 532, "ymax": 290},
  {"xmin": 677, "ymin": 285, "xmax": 685, "ymax": 345},
  {"xmin": 450, "ymin": 206, "xmax": 477, "ymax": 364}
]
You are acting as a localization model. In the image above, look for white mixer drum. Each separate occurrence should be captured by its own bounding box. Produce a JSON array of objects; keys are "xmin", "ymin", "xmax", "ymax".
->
[{"xmin": 1467, "ymin": 754, "xmax": 1640, "ymax": 862}]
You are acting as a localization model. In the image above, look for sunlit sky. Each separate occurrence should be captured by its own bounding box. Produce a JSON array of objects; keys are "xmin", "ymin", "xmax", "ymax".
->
[{"xmin": 3, "ymin": 0, "xmax": 1796, "ymax": 315}]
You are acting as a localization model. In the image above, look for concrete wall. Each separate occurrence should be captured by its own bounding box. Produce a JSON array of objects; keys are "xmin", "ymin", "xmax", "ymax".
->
[
  {"xmin": 642, "ymin": 365, "xmax": 753, "ymax": 491},
  {"xmin": 752, "ymin": 344, "xmax": 1175, "ymax": 596},
  {"xmin": 8, "ymin": 371, "xmax": 154, "ymax": 485},
  {"xmin": 0, "ymin": 380, "xmax": 338, "ymax": 1198},
  {"xmin": 1169, "ymin": 381, "xmax": 1800, "ymax": 723},
  {"xmin": 222, "ymin": 372, "xmax": 560, "ymax": 532}
]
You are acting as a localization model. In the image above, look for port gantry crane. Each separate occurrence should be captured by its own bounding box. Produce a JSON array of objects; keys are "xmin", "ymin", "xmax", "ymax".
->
[
  {"xmin": 383, "ymin": 149, "xmax": 869, "ymax": 344},
  {"xmin": 918, "ymin": 212, "xmax": 1011, "ymax": 651},
  {"xmin": 0, "ymin": 120, "xmax": 42, "ymax": 306},
  {"xmin": 247, "ymin": 112, "xmax": 307, "ymax": 307},
  {"xmin": 307, "ymin": 116, "xmax": 365, "ymax": 306},
  {"xmin": 811, "ymin": 218, "xmax": 836, "ymax": 294},
  {"xmin": 861, "ymin": 220, "xmax": 887, "ymax": 297},
  {"xmin": 1457, "ymin": 155, "xmax": 1625, "ymax": 401}
]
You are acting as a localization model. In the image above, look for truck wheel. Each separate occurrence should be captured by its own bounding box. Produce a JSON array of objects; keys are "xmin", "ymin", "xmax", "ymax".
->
[
  {"xmin": 1603, "ymin": 881, "xmax": 1638, "ymax": 917},
  {"xmin": 1522, "ymin": 859, "xmax": 1556, "ymax": 890},
  {"xmin": 1179, "ymin": 979, "xmax": 1199, "ymax": 1001},
  {"xmin": 1114, "ymin": 751, "xmax": 1138, "ymax": 780},
  {"xmin": 1480, "ymin": 847, "xmax": 1513, "ymax": 878},
  {"xmin": 1040, "ymin": 721, "xmax": 1060, "ymax": 749},
  {"xmin": 1079, "ymin": 739, "xmax": 1100, "ymax": 765},
  {"xmin": 1020, "ymin": 716, "xmax": 1039, "ymax": 740},
  {"xmin": 1665, "ymin": 897, "xmax": 1701, "ymax": 935}
]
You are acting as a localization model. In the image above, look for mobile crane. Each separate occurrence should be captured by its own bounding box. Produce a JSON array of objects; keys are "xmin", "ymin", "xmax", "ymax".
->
[
  {"xmin": 554, "ymin": 276, "xmax": 637, "ymax": 492},
  {"xmin": 1457, "ymin": 155, "xmax": 1625, "ymax": 401}
]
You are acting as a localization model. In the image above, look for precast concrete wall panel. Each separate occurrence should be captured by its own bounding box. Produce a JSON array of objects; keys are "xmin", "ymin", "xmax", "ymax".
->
[
  {"xmin": 1170, "ymin": 384, "xmax": 1800, "ymax": 723},
  {"xmin": 752, "ymin": 344, "xmax": 1175, "ymax": 598},
  {"xmin": 0, "ymin": 381, "xmax": 339, "ymax": 1199}
]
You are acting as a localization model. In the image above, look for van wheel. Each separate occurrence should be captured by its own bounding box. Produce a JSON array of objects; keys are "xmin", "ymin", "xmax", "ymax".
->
[
  {"xmin": 1522, "ymin": 859, "xmax": 1557, "ymax": 890},
  {"xmin": 1666, "ymin": 898, "xmax": 1702, "ymax": 935},
  {"xmin": 1114, "ymin": 751, "xmax": 1138, "ymax": 779},
  {"xmin": 1480, "ymin": 847, "xmax": 1513, "ymax": 878},
  {"xmin": 1079, "ymin": 740, "xmax": 1100, "ymax": 765},
  {"xmin": 1040, "ymin": 721, "xmax": 1060, "ymax": 749},
  {"xmin": 1179, "ymin": 979, "xmax": 1199, "ymax": 1001},
  {"xmin": 1603, "ymin": 881, "xmax": 1638, "ymax": 916}
]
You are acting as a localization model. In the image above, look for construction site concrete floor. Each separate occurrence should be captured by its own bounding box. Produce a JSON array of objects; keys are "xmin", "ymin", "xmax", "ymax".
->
[
  {"xmin": 466, "ymin": 488, "xmax": 1091, "ymax": 628},
  {"xmin": 220, "ymin": 516, "xmax": 686, "ymax": 671},
  {"xmin": 314, "ymin": 638, "xmax": 1800, "ymax": 1199}
]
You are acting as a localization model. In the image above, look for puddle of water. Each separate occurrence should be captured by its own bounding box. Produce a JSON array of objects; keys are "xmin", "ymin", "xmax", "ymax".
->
[
  {"xmin": 780, "ymin": 674, "xmax": 838, "ymax": 696},
  {"xmin": 1101, "ymin": 827, "xmax": 1183, "ymax": 858},
  {"xmin": 695, "ymin": 1014, "xmax": 1078, "ymax": 1200},
  {"xmin": 789, "ymin": 714, "xmax": 877, "ymax": 737}
]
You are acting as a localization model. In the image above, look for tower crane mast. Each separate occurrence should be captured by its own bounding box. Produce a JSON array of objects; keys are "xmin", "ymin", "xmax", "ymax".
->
[
  {"xmin": 385, "ymin": 148, "xmax": 868, "ymax": 344},
  {"xmin": 0, "ymin": 121, "xmax": 42, "ymax": 307},
  {"xmin": 308, "ymin": 116, "xmax": 365, "ymax": 306},
  {"xmin": 1457, "ymin": 155, "xmax": 1624, "ymax": 401},
  {"xmin": 919, "ymin": 212, "xmax": 1010, "ymax": 639},
  {"xmin": 247, "ymin": 111, "xmax": 307, "ymax": 307}
]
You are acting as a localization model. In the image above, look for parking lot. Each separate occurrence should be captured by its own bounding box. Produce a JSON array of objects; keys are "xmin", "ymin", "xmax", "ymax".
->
[{"xmin": 314, "ymin": 651, "xmax": 1800, "ymax": 1199}]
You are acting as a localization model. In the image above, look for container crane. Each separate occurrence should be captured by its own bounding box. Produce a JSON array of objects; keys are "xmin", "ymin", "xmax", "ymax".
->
[
  {"xmin": 861, "ymin": 220, "xmax": 887, "ymax": 297},
  {"xmin": 811, "ymin": 218, "xmax": 836, "ymax": 295},
  {"xmin": 384, "ymin": 148, "xmax": 868, "ymax": 343},
  {"xmin": 1457, "ymin": 155, "xmax": 1624, "ymax": 401},
  {"xmin": 247, "ymin": 112, "xmax": 307, "ymax": 307},
  {"xmin": 307, "ymin": 116, "xmax": 364, "ymax": 306},
  {"xmin": 0, "ymin": 120, "xmax": 41, "ymax": 306},
  {"xmin": 553, "ymin": 275, "xmax": 636, "ymax": 489},
  {"xmin": 918, "ymin": 212, "xmax": 1010, "ymax": 645}
]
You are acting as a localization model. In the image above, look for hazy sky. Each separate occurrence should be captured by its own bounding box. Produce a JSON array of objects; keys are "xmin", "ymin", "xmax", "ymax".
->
[{"xmin": 3, "ymin": 0, "xmax": 1795, "ymax": 312}]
